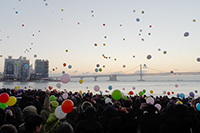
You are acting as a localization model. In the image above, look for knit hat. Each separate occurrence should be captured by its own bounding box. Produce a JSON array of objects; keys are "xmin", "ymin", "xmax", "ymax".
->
[{"xmin": 50, "ymin": 101, "xmax": 59, "ymax": 108}]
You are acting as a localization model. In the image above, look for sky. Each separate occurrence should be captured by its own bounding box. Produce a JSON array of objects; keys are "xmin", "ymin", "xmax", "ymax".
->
[{"xmin": 1, "ymin": 0, "xmax": 200, "ymax": 76}]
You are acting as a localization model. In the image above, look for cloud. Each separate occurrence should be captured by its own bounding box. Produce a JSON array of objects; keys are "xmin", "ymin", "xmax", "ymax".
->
[
  {"xmin": 73, "ymin": 70, "xmax": 78, "ymax": 73},
  {"xmin": 81, "ymin": 71, "xmax": 90, "ymax": 75}
]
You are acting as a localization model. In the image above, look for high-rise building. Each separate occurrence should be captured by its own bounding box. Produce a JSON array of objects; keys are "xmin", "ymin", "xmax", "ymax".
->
[
  {"xmin": 4, "ymin": 56, "xmax": 29, "ymax": 80},
  {"xmin": 35, "ymin": 59, "xmax": 49, "ymax": 80}
]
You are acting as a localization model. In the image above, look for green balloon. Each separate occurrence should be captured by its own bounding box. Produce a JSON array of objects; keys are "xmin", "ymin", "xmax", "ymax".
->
[
  {"xmin": 50, "ymin": 95, "xmax": 56, "ymax": 101},
  {"xmin": 143, "ymin": 89, "xmax": 146, "ymax": 93},
  {"xmin": 139, "ymin": 91, "xmax": 143, "ymax": 96},
  {"xmin": 15, "ymin": 63, "xmax": 17, "ymax": 66},
  {"xmin": 112, "ymin": 90, "xmax": 122, "ymax": 101},
  {"xmin": 99, "ymin": 68, "xmax": 102, "ymax": 72},
  {"xmin": 163, "ymin": 51, "xmax": 167, "ymax": 54},
  {"xmin": 123, "ymin": 96, "xmax": 127, "ymax": 100},
  {"xmin": 0, "ymin": 103, "xmax": 7, "ymax": 109}
]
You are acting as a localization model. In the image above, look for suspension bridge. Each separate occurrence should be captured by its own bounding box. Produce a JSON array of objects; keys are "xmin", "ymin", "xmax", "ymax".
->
[{"xmin": 48, "ymin": 64, "xmax": 200, "ymax": 81}]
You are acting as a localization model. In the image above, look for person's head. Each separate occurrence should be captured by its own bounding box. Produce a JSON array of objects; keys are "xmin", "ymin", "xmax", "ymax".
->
[
  {"xmin": 0, "ymin": 108, "xmax": 5, "ymax": 127},
  {"xmin": 55, "ymin": 122, "xmax": 74, "ymax": 133},
  {"xmin": 0, "ymin": 124, "xmax": 17, "ymax": 133},
  {"xmin": 23, "ymin": 105, "xmax": 37, "ymax": 120},
  {"xmin": 25, "ymin": 114, "xmax": 44, "ymax": 133},
  {"xmin": 85, "ymin": 106, "xmax": 96, "ymax": 118}
]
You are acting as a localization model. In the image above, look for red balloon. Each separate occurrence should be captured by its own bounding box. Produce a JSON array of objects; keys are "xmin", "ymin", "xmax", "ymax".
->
[
  {"xmin": 167, "ymin": 92, "xmax": 170, "ymax": 95},
  {"xmin": 129, "ymin": 91, "xmax": 134, "ymax": 95},
  {"xmin": 49, "ymin": 86, "xmax": 53, "ymax": 90},
  {"xmin": 24, "ymin": 87, "xmax": 27, "ymax": 89},
  {"xmin": 63, "ymin": 63, "xmax": 66, "ymax": 67},
  {"xmin": 171, "ymin": 91, "xmax": 174, "ymax": 94},
  {"xmin": 0, "ymin": 93, "xmax": 9, "ymax": 103},
  {"xmin": 61, "ymin": 100, "xmax": 74, "ymax": 113}
]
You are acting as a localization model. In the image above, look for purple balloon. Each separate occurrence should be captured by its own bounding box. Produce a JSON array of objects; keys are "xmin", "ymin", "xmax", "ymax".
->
[
  {"xmin": 177, "ymin": 93, "xmax": 180, "ymax": 98},
  {"xmin": 189, "ymin": 92, "xmax": 195, "ymax": 98},
  {"xmin": 146, "ymin": 97, "xmax": 154, "ymax": 105},
  {"xmin": 94, "ymin": 85, "xmax": 100, "ymax": 92},
  {"xmin": 61, "ymin": 74, "xmax": 71, "ymax": 84},
  {"xmin": 195, "ymin": 90, "xmax": 198, "ymax": 93}
]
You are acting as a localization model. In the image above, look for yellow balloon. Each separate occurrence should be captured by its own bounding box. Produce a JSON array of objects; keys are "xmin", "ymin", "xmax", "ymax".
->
[
  {"xmin": 15, "ymin": 86, "xmax": 18, "ymax": 89},
  {"xmin": 144, "ymin": 97, "xmax": 147, "ymax": 100},
  {"xmin": 18, "ymin": 86, "xmax": 20, "ymax": 89},
  {"xmin": 6, "ymin": 96, "xmax": 17, "ymax": 106},
  {"xmin": 79, "ymin": 79, "xmax": 83, "ymax": 84},
  {"xmin": 150, "ymin": 90, "xmax": 153, "ymax": 94},
  {"xmin": 0, "ymin": 76, "xmax": 2, "ymax": 78}
]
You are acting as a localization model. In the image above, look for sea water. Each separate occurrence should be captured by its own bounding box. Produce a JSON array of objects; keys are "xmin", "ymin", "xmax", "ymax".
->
[{"xmin": 0, "ymin": 75, "xmax": 200, "ymax": 98}]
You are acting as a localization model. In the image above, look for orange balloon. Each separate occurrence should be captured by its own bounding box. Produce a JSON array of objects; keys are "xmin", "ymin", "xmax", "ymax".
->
[{"xmin": 61, "ymin": 100, "xmax": 74, "ymax": 113}]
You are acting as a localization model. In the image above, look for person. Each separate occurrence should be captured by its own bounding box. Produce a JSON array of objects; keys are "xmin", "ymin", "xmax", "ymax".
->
[
  {"xmin": 0, "ymin": 124, "xmax": 18, "ymax": 133},
  {"xmin": 18, "ymin": 90, "xmax": 51, "ymax": 133},
  {"xmin": 24, "ymin": 114, "xmax": 44, "ymax": 133},
  {"xmin": 55, "ymin": 122, "xmax": 74, "ymax": 133},
  {"xmin": 76, "ymin": 106, "xmax": 103, "ymax": 133}
]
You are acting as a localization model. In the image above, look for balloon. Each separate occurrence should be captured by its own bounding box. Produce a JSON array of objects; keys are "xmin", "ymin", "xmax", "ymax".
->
[
  {"xmin": 15, "ymin": 63, "xmax": 17, "ymax": 66},
  {"xmin": 147, "ymin": 55, "xmax": 152, "ymax": 60},
  {"xmin": 155, "ymin": 104, "xmax": 162, "ymax": 111},
  {"xmin": 112, "ymin": 89, "xmax": 122, "ymax": 101},
  {"xmin": 94, "ymin": 85, "xmax": 100, "ymax": 92},
  {"xmin": 179, "ymin": 93, "xmax": 185, "ymax": 98},
  {"xmin": 123, "ymin": 65, "xmax": 126, "ymax": 68},
  {"xmin": 132, "ymin": 87, "xmax": 136, "ymax": 90},
  {"xmin": 177, "ymin": 93, "xmax": 180, "ymax": 98},
  {"xmin": 141, "ymin": 11, "xmax": 144, "ymax": 14},
  {"xmin": 96, "ymin": 64, "xmax": 100, "ymax": 67},
  {"xmin": 149, "ymin": 25, "xmax": 152, "ymax": 28},
  {"xmin": 196, "ymin": 103, "xmax": 200, "ymax": 111},
  {"xmin": 139, "ymin": 91, "xmax": 143, "ymax": 96},
  {"xmin": 95, "ymin": 68, "xmax": 98, "ymax": 72},
  {"xmin": 48, "ymin": 86, "xmax": 53, "ymax": 90},
  {"xmin": 61, "ymin": 100, "xmax": 74, "ymax": 113},
  {"xmin": 62, "ymin": 93, "xmax": 68, "ymax": 100},
  {"xmin": 99, "ymin": 68, "xmax": 102, "ymax": 72},
  {"xmin": 167, "ymin": 92, "xmax": 170, "ymax": 95},
  {"xmin": 62, "ymin": 71, "xmax": 65, "ymax": 74},
  {"xmin": 146, "ymin": 97, "xmax": 154, "ymax": 105},
  {"xmin": 129, "ymin": 91, "xmax": 134, "ymax": 95},
  {"xmin": 171, "ymin": 91, "xmax": 174, "ymax": 94},
  {"xmin": 136, "ymin": 18, "xmax": 140, "ymax": 22},
  {"xmin": 50, "ymin": 95, "xmax": 56, "ymax": 101},
  {"xmin": 163, "ymin": 51, "xmax": 167, "ymax": 54},
  {"xmin": 108, "ymin": 85, "xmax": 112, "ymax": 90},
  {"xmin": 170, "ymin": 70, "xmax": 174, "ymax": 73},
  {"xmin": 184, "ymin": 32, "xmax": 189, "ymax": 37},
  {"xmin": 163, "ymin": 91, "xmax": 166, "ymax": 94},
  {"xmin": 195, "ymin": 90, "xmax": 198, "ymax": 93},
  {"xmin": 94, "ymin": 43, "xmax": 97, "ymax": 46},
  {"xmin": 100, "ymin": 91, "xmax": 103, "ymax": 95},
  {"xmin": 175, "ymin": 84, "xmax": 178, "ymax": 88},
  {"xmin": 143, "ymin": 89, "xmax": 146, "ymax": 93},
  {"xmin": 63, "ymin": 63, "xmax": 66, "ymax": 67},
  {"xmin": 123, "ymin": 88, "xmax": 125, "ymax": 90},
  {"xmin": 124, "ymin": 96, "xmax": 127, "ymax": 100},
  {"xmin": 55, "ymin": 105, "xmax": 66, "ymax": 119},
  {"xmin": 193, "ymin": 19, "xmax": 196, "ymax": 22},
  {"xmin": 68, "ymin": 65, "xmax": 72, "ymax": 69},
  {"xmin": 103, "ymin": 23, "xmax": 105, "ymax": 26},
  {"xmin": 6, "ymin": 96, "xmax": 17, "ymax": 106},
  {"xmin": 56, "ymin": 83, "xmax": 61, "ymax": 88},
  {"xmin": 0, "ymin": 93, "xmax": 9, "ymax": 103},
  {"xmin": 79, "ymin": 79, "xmax": 83, "ymax": 84},
  {"xmin": 34, "ymin": 54, "xmax": 37, "ymax": 58},
  {"xmin": 150, "ymin": 90, "xmax": 153, "ymax": 94},
  {"xmin": 0, "ymin": 103, "xmax": 7, "ymax": 109},
  {"xmin": 66, "ymin": 50, "xmax": 68, "ymax": 52},
  {"xmin": 61, "ymin": 74, "xmax": 70, "ymax": 84},
  {"xmin": 61, "ymin": 9, "xmax": 64, "ymax": 11},
  {"xmin": 197, "ymin": 58, "xmax": 200, "ymax": 62},
  {"xmin": 189, "ymin": 92, "xmax": 195, "ymax": 97}
]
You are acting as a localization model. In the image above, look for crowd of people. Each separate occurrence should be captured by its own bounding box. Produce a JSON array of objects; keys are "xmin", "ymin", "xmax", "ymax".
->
[{"xmin": 0, "ymin": 88, "xmax": 200, "ymax": 133}]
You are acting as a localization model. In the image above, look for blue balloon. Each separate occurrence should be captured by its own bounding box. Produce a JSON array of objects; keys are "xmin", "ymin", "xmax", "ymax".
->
[
  {"xmin": 108, "ymin": 85, "xmax": 112, "ymax": 90},
  {"xmin": 68, "ymin": 65, "xmax": 72, "ymax": 69},
  {"xmin": 189, "ymin": 92, "xmax": 195, "ymax": 98},
  {"xmin": 136, "ymin": 18, "xmax": 140, "ymax": 22},
  {"xmin": 179, "ymin": 93, "xmax": 185, "ymax": 98},
  {"xmin": 100, "ymin": 91, "xmax": 103, "ymax": 95},
  {"xmin": 95, "ymin": 68, "xmax": 98, "ymax": 72},
  {"xmin": 196, "ymin": 103, "xmax": 200, "ymax": 111},
  {"xmin": 62, "ymin": 71, "xmax": 65, "ymax": 74}
]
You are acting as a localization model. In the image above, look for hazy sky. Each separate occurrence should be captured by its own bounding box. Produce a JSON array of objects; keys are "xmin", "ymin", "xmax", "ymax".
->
[{"xmin": 1, "ymin": 0, "xmax": 200, "ymax": 75}]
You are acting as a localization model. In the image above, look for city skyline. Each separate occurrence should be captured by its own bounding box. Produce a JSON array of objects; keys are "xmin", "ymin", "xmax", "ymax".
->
[{"xmin": 1, "ymin": 0, "xmax": 200, "ymax": 76}]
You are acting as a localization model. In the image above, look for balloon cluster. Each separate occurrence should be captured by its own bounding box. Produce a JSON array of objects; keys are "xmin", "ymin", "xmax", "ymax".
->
[{"xmin": 0, "ymin": 93, "xmax": 17, "ymax": 109}]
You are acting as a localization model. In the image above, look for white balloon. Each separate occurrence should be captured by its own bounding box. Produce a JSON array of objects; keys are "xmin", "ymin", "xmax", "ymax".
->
[
  {"xmin": 155, "ymin": 104, "xmax": 162, "ymax": 111},
  {"xmin": 146, "ymin": 97, "xmax": 154, "ymax": 105},
  {"xmin": 55, "ymin": 106, "xmax": 67, "ymax": 119},
  {"xmin": 56, "ymin": 83, "xmax": 61, "ymax": 88}
]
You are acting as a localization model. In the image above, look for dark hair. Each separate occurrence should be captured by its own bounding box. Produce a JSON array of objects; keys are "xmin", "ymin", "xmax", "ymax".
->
[
  {"xmin": 55, "ymin": 122, "xmax": 74, "ymax": 133},
  {"xmin": 25, "ymin": 114, "xmax": 44, "ymax": 132},
  {"xmin": 0, "ymin": 124, "xmax": 17, "ymax": 133}
]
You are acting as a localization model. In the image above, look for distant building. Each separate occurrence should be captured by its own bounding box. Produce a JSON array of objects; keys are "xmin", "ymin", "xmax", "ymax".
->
[
  {"xmin": 35, "ymin": 59, "xmax": 49, "ymax": 80},
  {"xmin": 4, "ymin": 56, "xmax": 29, "ymax": 80}
]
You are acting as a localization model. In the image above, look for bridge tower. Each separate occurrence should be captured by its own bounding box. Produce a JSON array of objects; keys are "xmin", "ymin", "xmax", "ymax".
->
[{"xmin": 138, "ymin": 64, "xmax": 145, "ymax": 81}]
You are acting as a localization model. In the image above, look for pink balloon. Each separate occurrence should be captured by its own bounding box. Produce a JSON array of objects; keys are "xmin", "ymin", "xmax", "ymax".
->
[
  {"xmin": 155, "ymin": 104, "xmax": 162, "ymax": 111},
  {"xmin": 146, "ymin": 97, "xmax": 154, "ymax": 105},
  {"xmin": 121, "ymin": 92, "xmax": 124, "ymax": 98},
  {"xmin": 132, "ymin": 87, "xmax": 136, "ymax": 90},
  {"xmin": 62, "ymin": 92, "xmax": 68, "ymax": 100},
  {"xmin": 94, "ymin": 85, "xmax": 100, "ymax": 92},
  {"xmin": 175, "ymin": 84, "xmax": 178, "ymax": 88},
  {"xmin": 61, "ymin": 74, "xmax": 71, "ymax": 84}
]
